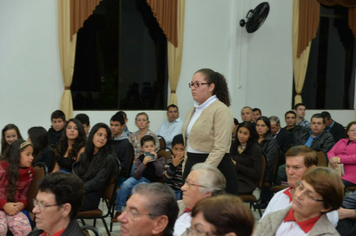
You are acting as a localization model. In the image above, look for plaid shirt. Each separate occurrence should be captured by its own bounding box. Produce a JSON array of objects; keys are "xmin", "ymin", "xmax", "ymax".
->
[{"xmin": 297, "ymin": 118, "xmax": 311, "ymax": 128}]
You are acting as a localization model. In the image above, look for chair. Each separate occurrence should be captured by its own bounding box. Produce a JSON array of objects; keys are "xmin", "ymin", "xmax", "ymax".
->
[
  {"xmin": 81, "ymin": 225, "xmax": 102, "ymax": 236},
  {"xmin": 121, "ymin": 145, "xmax": 135, "ymax": 179},
  {"xmin": 77, "ymin": 158, "xmax": 121, "ymax": 236},
  {"xmin": 26, "ymin": 162, "xmax": 48, "ymax": 212},
  {"xmin": 157, "ymin": 147, "xmax": 173, "ymax": 162},
  {"xmin": 239, "ymin": 153, "xmax": 267, "ymax": 217},
  {"xmin": 315, "ymin": 150, "xmax": 328, "ymax": 167},
  {"xmin": 157, "ymin": 135, "xmax": 166, "ymax": 150}
]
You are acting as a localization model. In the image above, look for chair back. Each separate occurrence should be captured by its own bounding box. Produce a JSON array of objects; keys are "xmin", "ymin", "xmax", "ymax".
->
[
  {"xmin": 157, "ymin": 135, "xmax": 166, "ymax": 149},
  {"xmin": 257, "ymin": 153, "xmax": 267, "ymax": 189},
  {"xmin": 122, "ymin": 145, "xmax": 134, "ymax": 178},
  {"xmin": 81, "ymin": 225, "xmax": 102, "ymax": 236},
  {"xmin": 104, "ymin": 158, "xmax": 121, "ymax": 204},
  {"xmin": 315, "ymin": 150, "xmax": 327, "ymax": 166},
  {"xmin": 26, "ymin": 162, "xmax": 48, "ymax": 212},
  {"xmin": 157, "ymin": 147, "xmax": 173, "ymax": 162},
  {"xmin": 271, "ymin": 147, "xmax": 280, "ymax": 178}
]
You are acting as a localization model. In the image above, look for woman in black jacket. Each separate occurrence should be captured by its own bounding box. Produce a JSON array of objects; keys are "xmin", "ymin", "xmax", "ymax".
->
[
  {"xmin": 231, "ymin": 122, "xmax": 263, "ymax": 195},
  {"xmin": 74, "ymin": 123, "xmax": 116, "ymax": 211}
]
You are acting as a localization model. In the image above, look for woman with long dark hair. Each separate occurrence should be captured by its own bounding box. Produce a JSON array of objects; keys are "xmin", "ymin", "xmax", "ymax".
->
[
  {"xmin": 230, "ymin": 121, "xmax": 263, "ymax": 195},
  {"xmin": 0, "ymin": 139, "xmax": 34, "ymax": 235},
  {"xmin": 74, "ymin": 123, "xmax": 116, "ymax": 211},
  {"xmin": 1, "ymin": 124, "xmax": 23, "ymax": 158},
  {"xmin": 28, "ymin": 126, "xmax": 54, "ymax": 171},
  {"xmin": 53, "ymin": 118, "xmax": 86, "ymax": 173}
]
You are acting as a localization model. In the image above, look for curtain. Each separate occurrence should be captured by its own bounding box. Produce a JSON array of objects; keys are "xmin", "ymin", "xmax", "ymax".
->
[
  {"xmin": 293, "ymin": 0, "xmax": 319, "ymax": 104},
  {"xmin": 58, "ymin": 0, "xmax": 77, "ymax": 119},
  {"xmin": 168, "ymin": 0, "xmax": 185, "ymax": 105}
]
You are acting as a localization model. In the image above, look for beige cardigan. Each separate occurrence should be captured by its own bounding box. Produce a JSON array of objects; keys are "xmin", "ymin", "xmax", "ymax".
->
[{"xmin": 182, "ymin": 100, "xmax": 233, "ymax": 168}]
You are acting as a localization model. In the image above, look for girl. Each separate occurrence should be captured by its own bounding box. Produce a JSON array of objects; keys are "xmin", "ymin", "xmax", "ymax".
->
[
  {"xmin": 1, "ymin": 124, "xmax": 23, "ymax": 158},
  {"xmin": 0, "ymin": 139, "xmax": 34, "ymax": 235},
  {"xmin": 53, "ymin": 118, "xmax": 86, "ymax": 173},
  {"xmin": 74, "ymin": 123, "xmax": 116, "ymax": 211},
  {"xmin": 28, "ymin": 127, "xmax": 55, "ymax": 172}
]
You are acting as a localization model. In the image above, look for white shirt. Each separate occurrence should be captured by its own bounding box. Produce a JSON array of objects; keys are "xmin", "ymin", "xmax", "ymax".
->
[
  {"xmin": 261, "ymin": 187, "xmax": 339, "ymax": 227},
  {"xmin": 156, "ymin": 117, "xmax": 183, "ymax": 148},
  {"xmin": 173, "ymin": 212, "xmax": 191, "ymax": 236}
]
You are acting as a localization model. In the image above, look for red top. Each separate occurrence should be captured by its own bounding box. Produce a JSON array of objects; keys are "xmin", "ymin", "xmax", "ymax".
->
[
  {"xmin": 283, "ymin": 187, "xmax": 293, "ymax": 203},
  {"xmin": 0, "ymin": 161, "xmax": 34, "ymax": 210},
  {"xmin": 284, "ymin": 208, "xmax": 322, "ymax": 233},
  {"xmin": 40, "ymin": 228, "xmax": 65, "ymax": 236}
]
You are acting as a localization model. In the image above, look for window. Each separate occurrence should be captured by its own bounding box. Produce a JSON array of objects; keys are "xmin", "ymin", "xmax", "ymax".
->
[
  {"xmin": 296, "ymin": 4, "xmax": 356, "ymax": 109},
  {"xmin": 71, "ymin": 0, "xmax": 168, "ymax": 110}
]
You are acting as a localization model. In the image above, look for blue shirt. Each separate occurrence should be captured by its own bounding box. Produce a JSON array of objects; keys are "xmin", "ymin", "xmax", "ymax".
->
[
  {"xmin": 304, "ymin": 131, "xmax": 321, "ymax": 147},
  {"xmin": 297, "ymin": 118, "xmax": 311, "ymax": 128},
  {"xmin": 156, "ymin": 117, "xmax": 183, "ymax": 148}
]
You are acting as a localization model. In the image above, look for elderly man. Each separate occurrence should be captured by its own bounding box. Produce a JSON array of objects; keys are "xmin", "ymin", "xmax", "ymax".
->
[
  {"xmin": 261, "ymin": 145, "xmax": 339, "ymax": 227},
  {"xmin": 156, "ymin": 104, "xmax": 183, "ymax": 148},
  {"xmin": 270, "ymin": 115, "xmax": 293, "ymax": 165},
  {"xmin": 173, "ymin": 163, "xmax": 226, "ymax": 236},
  {"xmin": 117, "ymin": 182, "xmax": 179, "ymax": 236},
  {"xmin": 28, "ymin": 172, "xmax": 85, "ymax": 236}
]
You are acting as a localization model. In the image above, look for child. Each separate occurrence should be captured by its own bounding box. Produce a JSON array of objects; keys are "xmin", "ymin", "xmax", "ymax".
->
[
  {"xmin": 1, "ymin": 124, "xmax": 23, "ymax": 158},
  {"xmin": 163, "ymin": 134, "xmax": 185, "ymax": 200},
  {"xmin": 0, "ymin": 139, "xmax": 34, "ymax": 235},
  {"xmin": 48, "ymin": 110, "xmax": 66, "ymax": 149},
  {"xmin": 113, "ymin": 135, "xmax": 165, "ymax": 219},
  {"xmin": 74, "ymin": 113, "xmax": 91, "ymax": 136}
]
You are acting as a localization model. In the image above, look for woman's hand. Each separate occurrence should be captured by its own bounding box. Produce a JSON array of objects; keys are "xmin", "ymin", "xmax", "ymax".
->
[
  {"xmin": 329, "ymin": 157, "xmax": 339, "ymax": 169},
  {"xmin": 172, "ymin": 152, "xmax": 184, "ymax": 167},
  {"xmin": 3, "ymin": 202, "xmax": 19, "ymax": 215}
]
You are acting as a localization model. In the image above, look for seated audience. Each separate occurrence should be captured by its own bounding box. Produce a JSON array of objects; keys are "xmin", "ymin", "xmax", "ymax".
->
[
  {"xmin": 110, "ymin": 114, "xmax": 132, "ymax": 178},
  {"xmin": 129, "ymin": 112, "xmax": 159, "ymax": 159},
  {"xmin": 156, "ymin": 104, "xmax": 183, "ymax": 148},
  {"xmin": 230, "ymin": 121, "xmax": 262, "ymax": 195},
  {"xmin": 283, "ymin": 110, "xmax": 309, "ymax": 142},
  {"xmin": 113, "ymin": 135, "xmax": 165, "ymax": 220},
  {"xmin": 28, "ymin": 172, "xmax": 85, "ymax": 236},
  {"xmin": 117, "ymin": 183, "xmax": 179, "ymax": 236},
  {"xmin": 163, "ymin": 134, "xmax": 185, "ymax": 200},
  {"xmin": 0, "ymin": 140, "xmax": 33, "ymax": 235},
  {"xmin": 116, "ymin": 110, "xmax": 131, "ymax": 136},
  {"xmin": 74, "ymin": 113, "xmax": 91, "ymax": 136},
  {"xmin": 270, "ymin": 116, "xmax": 293, "ymax": 165},
  {"xmin": 322, "ymin": 111, "xmax": 345, "ymax": 142},
  {"xmin": 1, "ymin": 124, "xmax": 23, "ymax": 158},
  {"xmin": 28, "ymin": 126, "xmax": 55, "ymax": 171},
  {"xmin": 241, "ymin": 106, "xmax": 254, "ymax": 123},
  {"xmin": 328, "ymin": 121, "xmax": 356, "ymax": 187},
  {"xmin": 262, "ymin": 146, "xmax": 339, "ymax": 227},
  {"xmin": 48, "ymin": 110, "xmax": 66, "ymax": 149},
  {"xmin": 252, "ymin": 108, "xmax": 262, "ymax": 122},
  {"xmin": 294, "ymin": 103, "xmax": 311, "ymax": 128},
  {"xmin": 255, "ymin": 167, "xmax": 344, "ymax": 236},
  {"xmin": 337, "ymin": 190, "xmax": 356, "ymax": 236},
  {"xmin": 74, "ymin": 123, "xmax": 116, "ymax": 211},
  {"xmin": 53, "ymin": 118, "xmax": 86, "ymax": 173},
  {"xmin": 173, "ymin": 163, "xmax": 226, "ymax": 236},
  {"xmin": 190, "ymin": 195, "xmax": 254, "ymax": 236}
]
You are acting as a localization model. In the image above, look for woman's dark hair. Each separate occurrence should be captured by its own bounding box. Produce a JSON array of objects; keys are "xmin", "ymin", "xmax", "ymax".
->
[
  {"xmin": 256, "ymin": 116, "xmax": 271, "ymax": 137},
  {"xmin": 346, "ymin": 121, "xmax": 356, "ymax": 139},
  {"xmin": 56, "ymin": 118, "xmax": 86, "ymax": 161},
  {"xmin": 1, "ymin": 124, "xmax": 23, "ymax": 157},
  {"xmin": 3, "ymin": 139, "xmax": 33, "ymax": 202},
  {"xmin": 75, "ymin": 123, "xmax": 115, "ymax": 182},
  {"xmin": 28, "ymin": 126, "xmax": 49, "ymax": 163},
  {"xmin": 231, "ymin": 121, "xmax": 258, "ymax": 155},
  {"xmin": 195, "ymin": 68, "xmax": 231, "ymax": 107}
]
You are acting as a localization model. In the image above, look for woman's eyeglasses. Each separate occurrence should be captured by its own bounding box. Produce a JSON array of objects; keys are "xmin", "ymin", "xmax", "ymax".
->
[{"xmin": 188, "ymin": 82, "xmax": 211, "ymax": 88}]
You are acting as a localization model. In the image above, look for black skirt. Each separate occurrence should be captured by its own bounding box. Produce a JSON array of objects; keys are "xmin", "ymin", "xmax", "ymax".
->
[{"xmin": 183, "ymin": 152, "xmax": 239, "ymax": 195}]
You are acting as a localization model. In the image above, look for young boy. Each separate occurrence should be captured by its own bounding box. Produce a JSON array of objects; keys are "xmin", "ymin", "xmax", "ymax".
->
[
  {"xmin": 163, "ymin": 134, "xmax": 185, "ymax": 200},
  {"xmin": 113, "ymin": 135, "xmax": 165, "ymax": 219},
  {"xmin": 48, "ymin": 110, "xmax": 66, "ymax": 149},
  {"xmin": 110, "ymin": 114, "xmax": 132, "ymax": 178},
  {"xmin": 74, "ymin": 113, "xmax": 90, "ymax": 136}
]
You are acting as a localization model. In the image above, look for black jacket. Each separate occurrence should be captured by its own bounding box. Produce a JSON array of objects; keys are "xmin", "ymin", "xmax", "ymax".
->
[
  {"xmin": 259, "ymin": 133, "xmax": 279, "ymax": 181},
  {"xmin": 112, "ymin": 138, "xmax": 132, "ymax": 177},
  {"xmin": 295, "ymin": 130, "xmax": 335, "ymax": 153},
  {"xmin": 328, "ymin": 121, "xmax": 345, "ymax": 142},
  {"xmin": 48, "ymin": 127, "xmax": 64, "ymax": 149},
  {"xmin": 28, "ymin": 219, "xmax": 86, "ymax": 236},
  {"xmin": 275, "ymin": 128, "xmax": 293, "ymax": 165}
]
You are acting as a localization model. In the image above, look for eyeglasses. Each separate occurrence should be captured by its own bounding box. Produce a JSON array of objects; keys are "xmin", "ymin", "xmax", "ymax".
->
[
  {"xmin": 348, "ymin": 129, "xmax": 356, "ymax": 133},
  {"xmin": 186, "ymin": 227, "xmax": 220, "ymax": 236},
  {"xmin": 184, "ymin": 180, "xmax": 207, "ymax": 190},
  {"xmin": 122, "ymin": 206, "xmax": 158, "ymax": 220},
  {"xmin": 295, "ymin": 181, "xmax": 323, "ymax": 202},
  {"xmin": 188, "ymin": 82, "xmax": 211, "ymax": 88},
  {"xmin": 33, "ymin": 199, "xmax": 59, "ymax": 210}
]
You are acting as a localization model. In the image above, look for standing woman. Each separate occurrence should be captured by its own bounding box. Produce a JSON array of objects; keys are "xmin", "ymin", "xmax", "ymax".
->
[
  {"xmin": 182, "ymin": 68, "xmax": 239, "ymax": 195},
  {"xmin": 0, "ymin": 139, "xmax": 34, "ymax": 235},
  {"xmin": 129, "ymin": 112, "xmax": 159, "ymax": 159},
  {"xmin": 230, "ymin": 121, "xmax": 263, "ymax": 195},
  {"xmin": 74, "ymin": 123, "xmax": 116, "ymax": 211},
  {"xmin": 28, "ymin": 126, "xmax": 55, "ymax": 171},
  {"xmin": 1, "ymin": 124, "xmax": 23, "ymax": 158},
  {"xmin": 53, "ymin": 118, "xmax": 86, "ymax": 173}
]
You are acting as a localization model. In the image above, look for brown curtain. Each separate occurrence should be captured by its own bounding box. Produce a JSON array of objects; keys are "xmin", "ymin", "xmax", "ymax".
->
[
  {"xmin": 70, "ymin": 0, "xmax": 102, "ymax": 41},
  {"xmin": 146, "ymin": 0, "xmax": 178, "ymax": 47}
]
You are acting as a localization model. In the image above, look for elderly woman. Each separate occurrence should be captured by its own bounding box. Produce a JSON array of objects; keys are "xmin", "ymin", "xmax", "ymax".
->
[
  {"xmin": 254, "ymin": 167, "xmax": 344, "ymax": 236},
  {"xmin": 328, "ymin": 121, "xmax": 356, "ymax": 187},
  {"xmin": 182, "ymin": 68, "xmax": 238, "ymax": 195},
  {"xmin": 189, "ymin": 195, "xmax": 254, "ymax": 236},
  {"xmin": 173, "ymin": 163, "xmax": 226, "ymax": 236}
]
